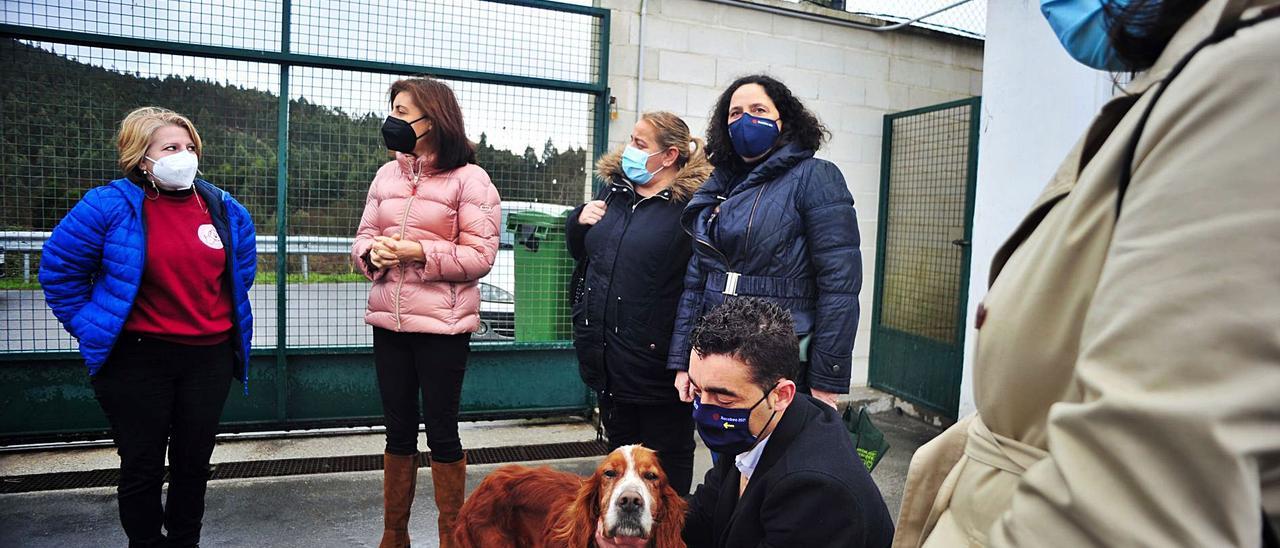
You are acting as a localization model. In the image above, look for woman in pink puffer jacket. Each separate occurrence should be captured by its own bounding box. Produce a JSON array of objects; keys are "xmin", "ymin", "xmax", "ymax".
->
[{"xmin": 350, "ymin": 77, "xmax": 500, "ymax": 548}]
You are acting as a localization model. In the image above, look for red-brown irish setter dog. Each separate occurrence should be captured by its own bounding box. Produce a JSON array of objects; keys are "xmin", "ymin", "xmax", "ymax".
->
[{"xmin": 454, "ymin": 444, "xmax": 686, "ymax": 547}]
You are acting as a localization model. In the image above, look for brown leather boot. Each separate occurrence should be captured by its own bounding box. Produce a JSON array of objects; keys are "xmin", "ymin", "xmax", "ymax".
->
[
  {"xmin": 430, "ymin": 454, "xmax": 467, "ymax": 548},
  {"xmin": 379, "ymin": 452, "xmax": 418, "ymax": 548}
]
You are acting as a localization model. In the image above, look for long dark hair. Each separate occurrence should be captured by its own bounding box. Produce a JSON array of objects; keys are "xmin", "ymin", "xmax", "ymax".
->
[
  {"xmin": 1104, "ymin": 0, "xmax": 1209, "ymax": 72},
  {"xmin": 704, "ymin": 75, "xmax": 829, "ymax": 172},
  {"xmin": 388, "ymin": 77, "xmax": 476, "ymax": 170}
]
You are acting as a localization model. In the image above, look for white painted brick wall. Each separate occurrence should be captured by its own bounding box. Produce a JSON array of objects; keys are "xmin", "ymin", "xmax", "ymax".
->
[
  {"xmin": 643, "ymin": 79, "xmax": 690, "ymax": 114},
  {"xmin": 687, "ymin": 26, "xmax": 746, "ymax": 59},
  {"xmin": 657, "ymin": 50, "xmax": 717, "ymax": 87},
  {"xmin": 752, "ymin": 35, "xmax": 799, "ymax": 66},
  {"xmin": 767, "ymin": 65, "xmax": 822, "ymax": 100},
  {"xmin": 715, "ymin": 58, "xmax": 758, "ymax": 87},
  {"xmin": 645, "ymin": 18, "xmax": 693, "ymax": 52},
  {"xmin": 844, "ymin": 50, "xmax": 890, "ymax": 80},
  {"xmin": 599, "ymin": 0, "xmax": 984, "ymax": 389},
  {"xmin": 796, "ymin": 41, "xmax": 846, "ymax": 74}
]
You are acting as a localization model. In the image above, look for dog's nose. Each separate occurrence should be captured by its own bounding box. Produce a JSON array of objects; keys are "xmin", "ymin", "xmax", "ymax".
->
[{"xmin": 616, "ymin": 490, "xmax": 643, "ymax": 512}]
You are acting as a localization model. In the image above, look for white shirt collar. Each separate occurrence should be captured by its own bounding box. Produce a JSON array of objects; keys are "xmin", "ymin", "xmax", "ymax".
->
[{"xmin": 734, "ymin": 433, "xmax": 772, "ymax": 481}]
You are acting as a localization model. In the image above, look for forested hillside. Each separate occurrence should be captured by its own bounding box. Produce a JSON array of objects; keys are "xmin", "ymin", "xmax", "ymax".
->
[{"xmin": 0, "ymin": 39, "xmax": 591, "ymax": 236}]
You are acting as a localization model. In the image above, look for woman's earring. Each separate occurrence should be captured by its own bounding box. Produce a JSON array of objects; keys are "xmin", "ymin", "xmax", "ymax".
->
[{"xmin": 144, "ymin": 172, "xmax": 159, "ymax": 200}]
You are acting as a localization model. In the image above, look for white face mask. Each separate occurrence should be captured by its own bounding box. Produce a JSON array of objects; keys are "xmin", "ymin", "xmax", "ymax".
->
[{"xmin": 145, "ymin": 151, "xmax": 199, "ymax": 191}]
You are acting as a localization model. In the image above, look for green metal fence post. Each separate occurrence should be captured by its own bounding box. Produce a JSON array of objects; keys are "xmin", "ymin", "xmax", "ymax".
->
[
  {"xmin": 594, "ymin": 9, "xmax": 611, "ymax": 162},
  {"xmin": 274, "ymin": 0, "xmax": 292, "ymax": 424},
  {"xmin": 589, "ymin": 9, "xmax": 611, "ymax": 406},
  {"xmin": 870, "ymin": 112, "xmax": 894, "ymax": 378}
]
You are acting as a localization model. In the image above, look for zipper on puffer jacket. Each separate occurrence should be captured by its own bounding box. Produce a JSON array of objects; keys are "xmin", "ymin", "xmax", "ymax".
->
[
  {"xmin": 606, "ymin": 189, "xmax": 637, "ymax": 335},
  {"xmin": 685, "ymin": 195, "xmax": 731, "ymax": 267},
  {"xmin": 394, "ymin": 169, "xmax": 420, "ymax": 331},
  {"xmin": 743, "ymin": 186, "xmax": 766, "ymax": 253},
  {"xmin": 585, "ymin": 184, "xmax": 623, "ymax": 329}
]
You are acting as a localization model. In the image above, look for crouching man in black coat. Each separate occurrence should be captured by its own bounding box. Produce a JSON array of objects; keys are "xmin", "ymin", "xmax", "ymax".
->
[{"xmin": 683, "ymin": 298, "xmax": 894, "ymax": 548}]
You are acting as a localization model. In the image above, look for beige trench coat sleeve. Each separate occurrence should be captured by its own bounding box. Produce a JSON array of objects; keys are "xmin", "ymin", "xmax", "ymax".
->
[
  {"xmin": 893, "ymin": 415, "xmax": 973, "ymax": 548},
  {"xmin": 989, "ymin": 19, "xmax": 1280, "ymax": 547}
]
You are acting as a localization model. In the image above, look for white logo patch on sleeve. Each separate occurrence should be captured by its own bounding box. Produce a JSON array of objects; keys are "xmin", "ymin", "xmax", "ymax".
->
[{"xmin": 198, "ymin": 224, "xmax": 224, "ymax": 250}]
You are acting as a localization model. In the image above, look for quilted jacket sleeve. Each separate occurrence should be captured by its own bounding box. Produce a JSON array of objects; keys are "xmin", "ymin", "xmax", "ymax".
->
[
  {"xmin": 228, "ymin": 196, "xmax": 257, "ymax": 291},
  {"xmin": 351, "ymin": 178, "xmax": 389, "ymax": 282},
  {"xmin": 566, "ymin": 185, "xmax": 611, "ymax": 261},
  {"xmin": 667, "ymin": 245, "xmax": 706, "ymax": 371},
  {"xmin": 796, "ymin": 160, "xmax": 861, "ymax": 394},
  {"xmin": 39, "ymin": 188, "xmax": 110, "ymax": 338},
  {"xmin": 420, "ymin": 168, "xmax": 501, "ymax": 283},
  {"xmin": 566, "ymin": 203, "xmax": 590, "ymax": 261}
]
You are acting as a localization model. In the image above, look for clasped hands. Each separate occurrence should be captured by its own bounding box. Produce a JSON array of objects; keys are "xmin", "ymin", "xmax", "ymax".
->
[{"xmin": 369, "ymin": 233, "xmax": 425, "ymax": 269}]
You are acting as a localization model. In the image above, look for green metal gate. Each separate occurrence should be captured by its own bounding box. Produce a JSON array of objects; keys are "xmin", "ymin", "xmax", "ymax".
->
[
  {"xmin": 868, "ymin": 97, "xmax": 980, "ymax": 419},
  {"xmin": 0, "ymin": 0, "xmax": 610, "ymax": 443}
]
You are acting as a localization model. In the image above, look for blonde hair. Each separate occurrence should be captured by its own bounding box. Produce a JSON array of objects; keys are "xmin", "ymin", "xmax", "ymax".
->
[
  {"xmin": 638, "ymin": 111, "xmax": 706, "ymax": 169},
  {"xmin": 116, "ymin": 107, "xmax": 203, "ymax": 177}
]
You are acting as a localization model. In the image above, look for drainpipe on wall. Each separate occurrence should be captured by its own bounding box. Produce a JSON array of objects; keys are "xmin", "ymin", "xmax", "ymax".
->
[{"xmin": 636, "ymin": 0, "xmax": 648, "ymax": 114}]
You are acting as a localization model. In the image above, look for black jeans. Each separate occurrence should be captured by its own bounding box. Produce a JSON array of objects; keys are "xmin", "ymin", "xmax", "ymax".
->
[
  {"xmin": 373, "ymin": 327, "xmax": 470, "ymax": 462},
  {"xmin": 91, "ymin": 335, "xmax": 234, "ymax": 548},
  {"xmin": 600, "ymin": 394, "xmax": 696, "ymax": 496}
]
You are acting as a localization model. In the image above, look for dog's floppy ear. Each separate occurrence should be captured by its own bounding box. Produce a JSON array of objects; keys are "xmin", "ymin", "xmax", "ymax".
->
[
  {"xmin": 653, "ymin": 479, "xmax": 688, "ymax": 548},
  {"xmin": 550, "ymin": 471, "xmax": 603, "ymax": 546}
]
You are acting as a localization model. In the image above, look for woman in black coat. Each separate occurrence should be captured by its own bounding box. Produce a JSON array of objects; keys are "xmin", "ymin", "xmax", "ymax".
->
[
  {"xmin": 566, "ymin": 111, "xmax": 712, "ymax": 496},
  {"xmin": 670, "ymin": 75, "xmax": 862, "ymax": 409}
]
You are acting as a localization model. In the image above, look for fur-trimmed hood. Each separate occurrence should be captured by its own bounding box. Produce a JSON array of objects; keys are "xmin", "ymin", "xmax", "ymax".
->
[{"xmin": 595, "ymin": 144, "xmax": 712, "ymax": 202}]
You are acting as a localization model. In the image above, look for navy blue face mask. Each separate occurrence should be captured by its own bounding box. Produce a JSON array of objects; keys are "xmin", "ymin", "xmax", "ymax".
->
[
  {"xmin": 727, "ymin": 112, "xmax": 781, "ymax": 160},
  {"xmin": 692, "ymin": 383, "xmax": 779, "ymax": 456}
]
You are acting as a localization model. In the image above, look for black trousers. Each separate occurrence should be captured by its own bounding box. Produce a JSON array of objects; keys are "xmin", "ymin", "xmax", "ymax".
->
[
  {"xmin": 600, "ymin": 394, "xmax": 696, "ymax": 496},
  {"xmin": 373, "ymin": 327, "xmax": 470, "ymax": 462},
  {"xmin": 91, "ymin": 335, "xmax": 234, "ymax": 548}
]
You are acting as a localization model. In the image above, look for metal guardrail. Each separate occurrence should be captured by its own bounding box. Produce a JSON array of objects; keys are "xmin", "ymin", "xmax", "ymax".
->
[
  {"xmin": 0, "ymin": 231, "xmax": 350, "ymax": 283},
  {"xmin": 0, "ymin": 231, "xmax": 49, "ymax": 284}
]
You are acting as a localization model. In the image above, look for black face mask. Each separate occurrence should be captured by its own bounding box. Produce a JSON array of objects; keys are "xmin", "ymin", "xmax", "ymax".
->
[{"xmin": 381, "ymin": 115, "xmax": 427, "ymax": 154}]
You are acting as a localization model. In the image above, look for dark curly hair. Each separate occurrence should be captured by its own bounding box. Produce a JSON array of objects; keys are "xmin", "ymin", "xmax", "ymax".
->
[
  {"xmin": 690, "ymin": 297, "xmax": 799, "ymax": 393},
  {"xmin": 1104, "ymin": 0, "xmax": 1208, "ymax": 73},
  {"xmin": 704, "ymin": 75, "xmax": 829, "ymax": 173}
]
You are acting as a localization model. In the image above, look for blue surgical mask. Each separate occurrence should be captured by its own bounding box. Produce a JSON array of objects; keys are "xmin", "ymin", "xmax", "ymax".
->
[
  {"xmin": 692, "ymin": 384, "xmax": 778, "ymax": 456},
  {"xmin": 1040, "ymin": 0, "xmax": 1151, "ymax": 71},
  {"xmin": 621, "ymin": 145, "xmax": 665, "ymax": 186},
  {"xmin": 728, "ymin": 113, "xmax": 781, "ymax": 160}
]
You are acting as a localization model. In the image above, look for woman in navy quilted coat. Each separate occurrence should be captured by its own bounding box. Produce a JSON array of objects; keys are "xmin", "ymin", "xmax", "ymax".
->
[
  {"xmin": 39, "ymin": 107, "xmax": 255, "ymax": 547},
  {"xmin": 670, "ymin": 75, "xmax": 861, "ymax": 409}
]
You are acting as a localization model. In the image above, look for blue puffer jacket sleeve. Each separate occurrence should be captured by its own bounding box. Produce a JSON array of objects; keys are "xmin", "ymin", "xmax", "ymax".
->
[
  {"xmin": 230, "ymin": 196, "xmax": 257, "ymax": 361},
  {"xmin": 796, "ymin": 161, "xmax": 861, "ymax": 392},
  {"xmin": 39, "ymin": 188, "xmax": 112, "ymax": 338},
  {"xmin": 231, "ymin": 198, "xmax": 257, "ymax": 293}
]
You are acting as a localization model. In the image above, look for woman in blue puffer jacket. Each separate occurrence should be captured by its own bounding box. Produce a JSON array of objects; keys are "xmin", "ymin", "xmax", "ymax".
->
[
  {"xmin": 670, "ymin": 75, "xmax": 861, "ymax": 410},
  {"xmin": 39, "ymin": 107, "xmax": 255, "ymax": 548}
]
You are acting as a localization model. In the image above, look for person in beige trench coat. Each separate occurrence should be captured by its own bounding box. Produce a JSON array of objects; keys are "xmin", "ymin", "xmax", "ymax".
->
[{"xmin": 894, "ymin": 1, "xmax": 1280, "ymax": 546}]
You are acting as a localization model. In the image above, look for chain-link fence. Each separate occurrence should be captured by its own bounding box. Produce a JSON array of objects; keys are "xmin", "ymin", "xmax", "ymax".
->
[
  {"xmin": 842, "ymin": 0, "xmax": 986, "ymax": 39},
  {"xmin": 877, "ymin": 101, "xmax": 975, "ymax": 344},
  {"xmin": 0, "ymin": 0, "xmax": 609, "ymax": 356},
  {"xmin": 868, "ymin": 97, "xmax": 979, "ymax": 417}
]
